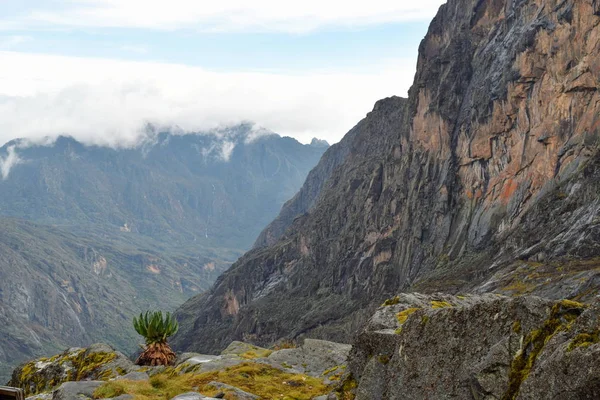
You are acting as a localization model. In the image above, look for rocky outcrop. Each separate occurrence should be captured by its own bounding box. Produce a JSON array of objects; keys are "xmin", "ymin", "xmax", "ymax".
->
[
  {"xmin": 8, "ymin": 340, "xmax": 346, "ymax": 400},
  {"xmin": 8, "ymin": 344, "xmax": 136, "ymax": 396},
  {"xmin": 346, "ymin": 293, "xmax": 600, "ymax": 400},
  {"xmin": 52, "ymin": 381, "xmax": 105, "ymax": 400},
  {"xmin": 172, "ymin": 0, "xmax": 600, "ymax": 354}
]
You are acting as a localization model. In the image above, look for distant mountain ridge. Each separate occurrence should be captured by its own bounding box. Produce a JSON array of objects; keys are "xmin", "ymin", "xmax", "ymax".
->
[
  {"xmin": 0, "ymin": 124, "xmax": 328, "ymax": 382},
  {"xmin": 0, "ymin": 125, "xmax": 328, "ymax": 251}
]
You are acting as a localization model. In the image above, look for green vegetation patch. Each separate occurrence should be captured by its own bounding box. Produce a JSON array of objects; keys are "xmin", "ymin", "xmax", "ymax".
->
[
  {"xmin": 335, "ymin": 375, "xmax": 358, "ymax": 400},
  {"xmin": 94, "ymin": 362, "xmax": 328, "ymax": 400},
  {"xmin": 239, "ymin": 348, "xmax": 273, "ymax": 360}
]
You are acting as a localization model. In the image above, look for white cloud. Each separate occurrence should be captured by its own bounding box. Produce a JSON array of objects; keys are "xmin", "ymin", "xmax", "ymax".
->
[
  {"xmin": 9, "ymin": 0, "xmax": 446, "ymax": 33},
  {"xmin": 120, "ymin": 45, "xmax": 149, "ymax": 54},
  {"xmin": 0, "ymin": 51, "xmax": 417, "ymax": 147},
  {"xmin": 220, "ymin": 141, "xmax": 236, "ymax": 161},
  {"xmin": 0, "ymin": 145, "xmax": 22, "ymax": 179},
  {"xmin": 0, "ymin": 35, "xmax": 32, "ymax": 50}
]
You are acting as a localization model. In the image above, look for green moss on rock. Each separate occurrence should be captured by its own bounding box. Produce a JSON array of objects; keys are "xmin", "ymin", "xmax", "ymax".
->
[
  {"xmin": 512, "ymin": 320, "xmax": 522, "ymax": 334},
  {"xmin": 567, "ymin": 331, "xmax": 600, "ymax": 352},
  {"xmin": 11, "ymin": 347, "xmax": 123, "ymax": 396},
  {"xmin": 335, "ymin": 375, "xmax": 358, "ymax": 400}
]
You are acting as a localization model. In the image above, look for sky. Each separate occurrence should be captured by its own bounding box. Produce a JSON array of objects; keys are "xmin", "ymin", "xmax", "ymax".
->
[{"xmin": 0, "ymin": 0, "xmax": 446, "ymax": 147}]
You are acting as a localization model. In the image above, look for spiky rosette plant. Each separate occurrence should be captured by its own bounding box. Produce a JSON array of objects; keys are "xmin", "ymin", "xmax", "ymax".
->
[{"xmin": 133, "ymin": 310, "xmax": 179, "ymax": 366}]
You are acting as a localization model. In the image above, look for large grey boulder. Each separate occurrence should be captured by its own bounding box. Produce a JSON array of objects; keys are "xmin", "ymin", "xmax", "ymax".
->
[
  {"xmin": 26, "ymin": 394, "xmax": 52, "ymax": 400},
  {"xmin": 52, "ymin": 381, "xmax": 104, "ymax": 400},
  {"xmin": 517, "ymin": 300, "xmax": 600, "ymax": 400},
  {"xmin": 175, "ymin": 353, "xmax": 219, "ymax": 366},
  {"xmin": 9, "ymin": 344, "xmax": 136, "ymax": 396},
  {"xmin": 268, "ymin": 339, "xmax": 351, "ymax": 378},
  {"xmin": 220, "ymin": 342, "xmax": 270, "ymax": 357},
  {"xmin": 116, "ymin": 371, "xmax": 149, "ymax": 381},
  {"xmin": 175, "ymin": 341, "xmax": 273, "ymax": 375},
  {"xmin": 204, "ymin": 382, "xmax": 259, "ymax": 400},
  {"xmin": 169, "ymin": 392, "xmax": 220, "ymax": 400},
  {"xmin": 348, "ymin": 294, "xmax": 600, "ymax": 400}
]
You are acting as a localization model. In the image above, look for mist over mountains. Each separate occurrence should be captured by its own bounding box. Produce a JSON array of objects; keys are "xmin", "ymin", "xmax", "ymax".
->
[{"xmin": 0, "ymin": 124, "xmax": 328, "ymax": 248}]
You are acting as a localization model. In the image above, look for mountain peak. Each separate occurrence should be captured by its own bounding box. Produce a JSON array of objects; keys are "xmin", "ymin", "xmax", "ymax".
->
[{"xmin": 309, "ymin": 138, "xmax": 329, "ymax": 148}]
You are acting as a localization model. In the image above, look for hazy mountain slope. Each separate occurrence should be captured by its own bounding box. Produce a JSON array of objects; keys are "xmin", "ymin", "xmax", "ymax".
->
[
  {"xmin": 253, "ymin": 118, "xmax": 366, "ymax": 248},
  {"xmin": 172, "ymin": 0, "xmax": 600, "ymax": 353},
  {"xmin": 0, "ymin": 125, "xmax": 328, "ymax": 382},
  {"xmin": 0, "ymin": 217, "xmax": 225, "ymax": 381}
]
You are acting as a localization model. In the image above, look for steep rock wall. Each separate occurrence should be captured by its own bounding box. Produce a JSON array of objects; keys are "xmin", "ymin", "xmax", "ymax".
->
[{"xmin": 173, "ymin": 0, "xmax": 600, "ymax": 353}]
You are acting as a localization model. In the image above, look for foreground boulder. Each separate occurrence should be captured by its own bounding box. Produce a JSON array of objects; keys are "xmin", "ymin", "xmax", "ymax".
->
[
  {"xmin": 8, "ymin": 343, "xmax": 136, "ymax": 397},
  {"xmin": 267, "ymin": 339, "xmax": 351, "ymax": 380},
  {"xmin": 52, "ymin": 381, "xmax": 105, "ymax": 400},
  {"xmin": 347, "ymin": 293, "xmax": 600, "ymax": 400}
]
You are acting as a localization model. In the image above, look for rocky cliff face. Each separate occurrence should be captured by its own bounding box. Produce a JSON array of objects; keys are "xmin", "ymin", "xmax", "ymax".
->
[{"xmin": 173, "ymin": 0, "xmax": 600, "ymax": 354}]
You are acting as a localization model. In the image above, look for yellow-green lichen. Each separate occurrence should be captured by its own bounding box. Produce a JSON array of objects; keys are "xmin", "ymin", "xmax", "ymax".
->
[
  {"xmin": 382, "ymin": 296, "xmax": 400, "ymax": 307},
  {"xmin": 557, "ymin": 299, "xmax": 587, "ymax": 310},
  {"xmin": 394, "ymin": 307, "xmax": 420, "ymax": 335},
  {"xmin": 430, "ymin": 301, "xmax": 453, "ymax": 309},
  {"xmin": 239, "ymin": 349, "xmax": 273, "ymax": 359},
  {"xmin": 396, "ymin": 308, "xmax": 420, "ymax": 324},
  {"xmin": 69, "ymin": 351, "xmax": 117, "ymax": 381},
  {"xmin": 322, "ymin": 366, "xmax": 339, "ymax": 376}
]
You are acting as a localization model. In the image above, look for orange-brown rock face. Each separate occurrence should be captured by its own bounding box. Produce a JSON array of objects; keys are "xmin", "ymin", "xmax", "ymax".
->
[
  {"xmin": 410, "ymin": 0, "xmax": 600, "ymax": 249},
  {"xmin": 173, "ymin": 0, "xmax": 600, "ymax": 354}
]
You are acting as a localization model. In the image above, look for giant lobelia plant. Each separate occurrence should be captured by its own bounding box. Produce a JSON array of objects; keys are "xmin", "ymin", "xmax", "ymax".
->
[{"xmin": 133, "ymin": 311, "xmax": 179, "ymax": 366}]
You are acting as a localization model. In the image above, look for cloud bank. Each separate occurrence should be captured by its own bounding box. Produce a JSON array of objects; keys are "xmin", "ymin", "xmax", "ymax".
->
[
  {"xmin": 0, "ymin": 146, "xmax": 22, "ymax": 179},
  {"xmin": 0, "ymin": 51, "xmax": 418, "ymax": 147},
  {"xmin": 9, "ymin": 1, "xmax": 446, "ymax": 33}
]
